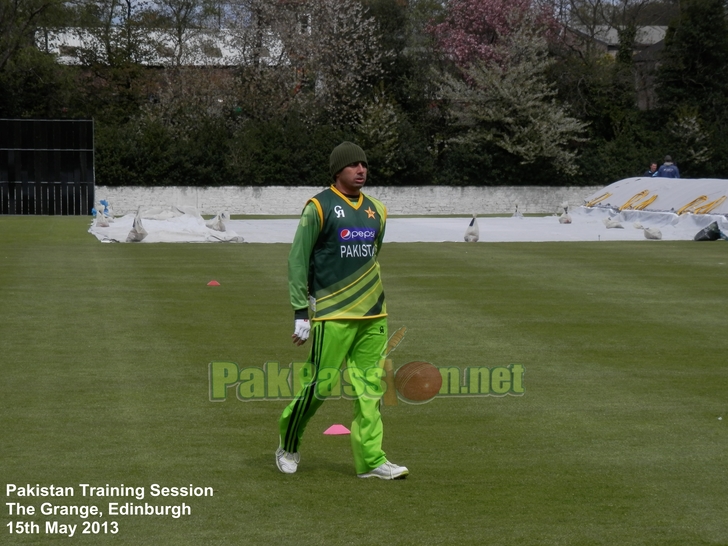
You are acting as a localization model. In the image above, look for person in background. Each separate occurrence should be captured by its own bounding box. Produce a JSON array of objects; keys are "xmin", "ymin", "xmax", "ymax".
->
[
  {"xmin": 644, "ymin": 162, "xmax": 658, "ymax": 177},
  {"xmin": 656, "ymin": 155, "xmax": 680, "ymax": 178}
]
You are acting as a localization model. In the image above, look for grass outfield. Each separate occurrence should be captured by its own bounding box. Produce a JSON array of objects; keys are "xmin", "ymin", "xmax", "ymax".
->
[{"xmin": 1, "ymin": 216, "xmax": 727, "ymax": 546}]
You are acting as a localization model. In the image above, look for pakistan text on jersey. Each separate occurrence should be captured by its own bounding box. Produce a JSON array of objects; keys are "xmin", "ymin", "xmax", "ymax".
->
[{"xmin": 340, "ymin": 244, "xmax": 376, "ymax": 258}]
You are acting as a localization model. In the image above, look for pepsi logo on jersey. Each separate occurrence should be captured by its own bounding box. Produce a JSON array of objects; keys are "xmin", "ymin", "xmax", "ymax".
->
[{"xmin": 339, "ymin": 228, "xmax": 377, "ymax": 242}]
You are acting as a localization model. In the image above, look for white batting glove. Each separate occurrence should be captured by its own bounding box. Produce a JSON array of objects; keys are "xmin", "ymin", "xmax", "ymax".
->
[{"xmin": 292, "ymin": 319, "xmax": 310, "ymax": 346}]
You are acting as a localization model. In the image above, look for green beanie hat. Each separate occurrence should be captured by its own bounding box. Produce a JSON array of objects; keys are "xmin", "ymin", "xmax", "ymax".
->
[{"xmin": 329, "ymin": 142, "xmax": 368, "ymax": 180}]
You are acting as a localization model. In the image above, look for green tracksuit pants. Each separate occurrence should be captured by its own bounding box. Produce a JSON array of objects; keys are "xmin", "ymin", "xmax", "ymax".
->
[{"xmin": 278, "ymin": 317, "xmax": 388, "ymax": 474}]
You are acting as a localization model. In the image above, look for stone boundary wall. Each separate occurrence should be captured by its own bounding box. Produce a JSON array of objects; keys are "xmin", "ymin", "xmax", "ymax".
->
[{"xmin": 96, "ymin": 185, "xmax": 603, "ymax": 216}]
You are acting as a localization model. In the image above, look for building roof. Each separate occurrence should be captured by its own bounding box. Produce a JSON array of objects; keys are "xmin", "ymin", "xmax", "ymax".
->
[
  {"xmin": 36, "ymin": 28, "xmax": 284, "ymax": 67},
  {"xmin": 570, "ymin": 25, "xmax": 667, "ymax": 48}
]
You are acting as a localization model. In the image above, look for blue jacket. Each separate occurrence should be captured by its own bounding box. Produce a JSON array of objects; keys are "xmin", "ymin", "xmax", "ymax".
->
[{"xmin": 657, "ymin": 163, "xmax": 680, "ymax": 178}]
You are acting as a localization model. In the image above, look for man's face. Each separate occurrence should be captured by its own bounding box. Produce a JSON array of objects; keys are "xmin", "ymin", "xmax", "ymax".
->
[
  {"xmin": 650, "ymin": 163, "xmax": 657, "ymax": 171},
  {"xmin": 335, "ymin": 162, "xmax": 367, "ymax": 195}
]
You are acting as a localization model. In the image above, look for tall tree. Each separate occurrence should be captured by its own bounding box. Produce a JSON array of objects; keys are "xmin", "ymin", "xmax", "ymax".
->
[
  {"xmin": 153, "ymin": 0, "xmax": 221, "ymax": 65},
  {"xmin": 222, "ymin": 0, "xmax": 304, "ymax": 120},
  {"xmin": 0, "ymin": 0, "xmax": 77, "ymax": 116},
  {"xmin": 58, "ymin": 0, "xmax": 162, "ymax": 121},
  {"xmin": 429, "ymin": 0, "xmax": 551, "ymax": 66},
  {"xmin": 224, "ymin": 0, "xmax": 385, "ymax": 127},
  {"xmin": 0, "ymin": 0, "xmax": 66, "ymax": 71},
  {"xmin": 296, "ymin": 0, "xmax": 386, "ymax": 126},
  {"xmin": 655, "ymin": 0, "xmax": 728, "ymax": 174},
  {"xmin": 656, "ymin": 0, "xmax": 728, "ymax": 117},
  {"xmin": 71, "ymin": 0, "xmax": 156, "ymax": 62},
  {"xmin": 548, "ymin": 0, "xmax": 661, "ymax": 142},
  {"xmin": 439, "ymin": 23, "xmax": 586, "ymax": 176},
  {"xmin": 431, "ymin": 0, "xmax": 584, "ymax": 177}
]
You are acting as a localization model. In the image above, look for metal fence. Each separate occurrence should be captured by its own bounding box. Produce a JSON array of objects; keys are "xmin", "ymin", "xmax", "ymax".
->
[{"xmin": 0, "ymin": 119, "xmax": 95, "ymax": 215}]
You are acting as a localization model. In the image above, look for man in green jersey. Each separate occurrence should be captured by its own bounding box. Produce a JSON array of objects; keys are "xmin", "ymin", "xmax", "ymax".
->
[{"xmin": 276, "ymin": 141, "xmax": 408, "ymax": 480}]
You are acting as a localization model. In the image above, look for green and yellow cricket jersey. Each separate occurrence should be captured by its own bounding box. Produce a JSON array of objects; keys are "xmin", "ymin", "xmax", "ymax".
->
[{"xmin": 288, "ymin": 185, "xmax": 387, "ymax": 321}]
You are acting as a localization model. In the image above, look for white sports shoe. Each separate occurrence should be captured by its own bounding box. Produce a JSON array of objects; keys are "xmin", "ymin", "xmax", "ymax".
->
[
  {"xmin": 357, "ymin": 461, "xmax": 409, "ymax": 480},
  {"xmin": 275, "ymin": 448, "xmax": 300, "ymax": 474}
]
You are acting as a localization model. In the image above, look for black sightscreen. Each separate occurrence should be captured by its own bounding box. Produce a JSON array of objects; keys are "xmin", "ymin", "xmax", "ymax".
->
[{"xmin": 0, "ymin": 119, "xmax": 95, "ymax": 215}]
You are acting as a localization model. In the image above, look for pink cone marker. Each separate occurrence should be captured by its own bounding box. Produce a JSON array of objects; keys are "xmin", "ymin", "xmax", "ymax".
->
[{"xmin": 323, "ymin": 424, "xmax": 350, "ymax": 435}]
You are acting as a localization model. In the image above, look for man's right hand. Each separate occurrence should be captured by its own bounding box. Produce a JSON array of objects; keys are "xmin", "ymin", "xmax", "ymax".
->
[{"xmin": 292, "ymin": 319, "xmax": 310, "ymax": 346}]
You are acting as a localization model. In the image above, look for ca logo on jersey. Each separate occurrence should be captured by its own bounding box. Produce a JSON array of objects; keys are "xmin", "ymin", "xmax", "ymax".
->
[{"xmin": 334, "ymin": 205, "xmax": 345, "ymax": 218}]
